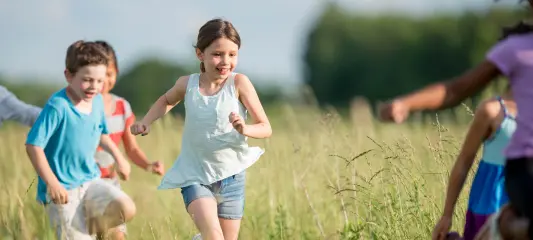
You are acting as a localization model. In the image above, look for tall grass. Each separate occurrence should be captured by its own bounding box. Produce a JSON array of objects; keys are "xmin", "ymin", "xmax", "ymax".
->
[{"xmin": 0, "ymin": 104, "xmax": 477, "ymax": 239}]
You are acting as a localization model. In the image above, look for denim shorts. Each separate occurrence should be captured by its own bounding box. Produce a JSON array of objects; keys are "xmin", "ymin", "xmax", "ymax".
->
[{"xmin": 181, "ymin": 171, "xmax": 246, "ymax": 220}]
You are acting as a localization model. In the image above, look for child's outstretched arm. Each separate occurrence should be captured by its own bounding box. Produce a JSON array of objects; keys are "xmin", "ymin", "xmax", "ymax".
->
[
  {"xmin": 122, "ymin": 116, "xmax": 165, "ymax": 175},
  {"xmin": 432, "ymin": 100, "xmax": 495, "ymax": 240},
  {"xmin": 131, "ymin": 76, "xmax": 187, "ymax": 136},
  {"xmin": 233, "ymin": 74, "xmax": 272, "ymax": 139},
  {"xmin": 99, "ymin": 135, "xmax": 131, "ymax": 181},
  {"xmin": 379, "ymin": 61, "xmax": 501, "ymax": 123},
  {"xmin": 0, "ymin": 86, "xmax": 42, "ymax": 127}
]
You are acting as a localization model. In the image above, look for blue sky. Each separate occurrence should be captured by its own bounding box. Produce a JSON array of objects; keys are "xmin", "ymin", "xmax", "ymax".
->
[{"xmin": 0, "ymin": 0, "xmax": 517, "ymax": 86}]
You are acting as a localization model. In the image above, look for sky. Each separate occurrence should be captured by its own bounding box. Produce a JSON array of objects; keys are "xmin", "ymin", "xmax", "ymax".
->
[{"xmin": 0, "ymin": 0, "xmax": 518, "ymax": 87}]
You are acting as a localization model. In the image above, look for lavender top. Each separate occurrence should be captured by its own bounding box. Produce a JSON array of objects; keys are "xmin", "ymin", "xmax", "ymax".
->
[{"xmin": 486, "ymin": 32, "xmax": 533, "ymax": 159}]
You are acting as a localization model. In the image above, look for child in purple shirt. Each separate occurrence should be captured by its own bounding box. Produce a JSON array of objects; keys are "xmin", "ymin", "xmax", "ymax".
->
[{"xmin": 378, "ymin": 4, "xmax": 533, "ymax": 240}]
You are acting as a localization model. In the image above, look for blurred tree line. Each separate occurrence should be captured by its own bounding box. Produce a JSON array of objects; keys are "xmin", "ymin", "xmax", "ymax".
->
[
  {"xmin": 0, "ymin": 59, "xmax": 283, "ymax": 116},
  {"xmin": 303, "ymin": 3, "xmax": 528, "ymax": 116},
  {"xmin": 1, "ymin": 4, "xmax": 529, "ymax": 121}
]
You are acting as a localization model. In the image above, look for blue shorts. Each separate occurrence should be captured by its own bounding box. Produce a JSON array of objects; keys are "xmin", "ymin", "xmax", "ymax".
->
[{"xmin": 181, "ymin": 171, "xmax": 246, "ymax": 220}]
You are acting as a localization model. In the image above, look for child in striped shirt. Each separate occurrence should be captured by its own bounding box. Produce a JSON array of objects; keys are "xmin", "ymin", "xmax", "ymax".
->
[{"xmin": 93, "ymin": 41, "xmax": 165, "ymax": 240}]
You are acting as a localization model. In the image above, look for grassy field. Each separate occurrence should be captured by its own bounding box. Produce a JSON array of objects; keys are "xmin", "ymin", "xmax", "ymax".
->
[{"xmin": 0, "ymin": 104, "xmax": 478, "ymax": 240}]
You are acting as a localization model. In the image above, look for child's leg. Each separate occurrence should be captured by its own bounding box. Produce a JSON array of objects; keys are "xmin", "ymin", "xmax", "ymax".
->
[
  {"xmin": 217, "ymin": 171, "xmax": 246, "ymax": 240},
  {"xmin": 83, "ymin": 179, "xmax": 136, "ymax": 236},
  {"xmin": 189, "ymin": 198, "xmax": 224, "ymax": 240},
  {"xmin": 504, "ymin": 157, "xmax": 533, "ymax": 239},
  {"xmin": 182, "ymin": 184, "xmax": 224, "ymax": 240},
  {"xmin": 100, "ymin": 178, "xmax": 128, "ymax": 240},
  {"xmin": 45, "ymin": 184, "xmax": 93, "ymax": 240}
]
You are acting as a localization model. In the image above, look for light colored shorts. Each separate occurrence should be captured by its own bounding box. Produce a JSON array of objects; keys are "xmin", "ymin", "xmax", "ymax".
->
[
  {"xmin": 101, "ymin": 177, "xmax": 127, "ymax": 234},
  {"xmin": 181, "ymin": 171, "xmax": 246, "ymax": 220},
  {"xmin": 45, "ymin": 178, "xmax": 128, "ymax": 240}
]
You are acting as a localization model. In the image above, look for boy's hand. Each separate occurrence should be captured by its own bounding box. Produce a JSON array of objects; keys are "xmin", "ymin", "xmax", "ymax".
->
[
  {"xmin": 130, "ymin": 122, "xmax": 150, "ymax": 136},
  {"xmin": 148, "ymin": 161, "xmax": 165, "ymax": 176},
  {"xmin": 229, "ymin": 112, "xmax": 246, "ymax": 135},
  {"xmin": 116, "ymin": 157, "xmax": 131, "ymax": 181},
  {"xmin": 48, "ymin": 182, "xmax": 69, "ymax": 204}
]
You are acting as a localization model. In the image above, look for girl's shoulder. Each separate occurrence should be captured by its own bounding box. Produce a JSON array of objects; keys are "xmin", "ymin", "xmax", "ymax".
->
[
  {"xmin": 474, "ymin": 97, "xmax": 505, "ymax": 122},
  {"xmin": 233, "ymin": 73, "xmax": 250, "ymax": 84},
  {"xmin": 233, "ymin": 73, "xmax": 255, "ymax": 91},
  {"xmin": 176, "ymin": 74, "xmax": 193, "ymax": 89}
]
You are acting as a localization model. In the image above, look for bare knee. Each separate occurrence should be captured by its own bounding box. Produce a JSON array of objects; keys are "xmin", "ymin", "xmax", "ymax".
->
[
  {"xmin": 109, "ymin": 228, "xmax": 126, "ymax": 240},
  {"xmin": 107, "ymin": 196, "xmax": 136, "ymax": 222}
]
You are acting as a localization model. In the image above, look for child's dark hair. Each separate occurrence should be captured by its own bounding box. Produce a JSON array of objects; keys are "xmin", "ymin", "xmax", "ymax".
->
[
  {"xmin": 497, "ymin": 0, "xmax": 533, "ymax": 41},
  {"xmin": 65, "ymin": 40, "xmax": 109, "ymax": 74},
  {"xmin": 95, "ymin": 40, "xmax": 119, "ymax": 74},
  {"xmin": 499, "ymin": 21, "xmax": 533, "ymax": 41},
  {"xmin": 194, "ymin": 18, "xmax": 241, "ymax": 72}
]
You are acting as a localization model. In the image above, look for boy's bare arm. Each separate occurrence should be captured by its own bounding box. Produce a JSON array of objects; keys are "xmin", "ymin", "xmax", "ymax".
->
[
  {"xmin": 25, "ymin": 145, "xmax": 60, "ymax": 186},
  {"xmin": 99, "ymin": 134, "xmax": 131, "ymax": 180}
]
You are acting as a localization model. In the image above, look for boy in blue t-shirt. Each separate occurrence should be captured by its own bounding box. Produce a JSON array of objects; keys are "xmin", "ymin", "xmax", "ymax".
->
[{"xmin": 25, "ymin": 40, "xmax": 136, "ymax": 239}]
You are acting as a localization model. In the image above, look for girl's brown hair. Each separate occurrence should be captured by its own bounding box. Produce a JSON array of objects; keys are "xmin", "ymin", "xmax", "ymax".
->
[
  {"xmin": 194, "ymin": 18, "xmax": 241, "ymax": 72},
  {"xmin": 95, "ymin": 40, "xmax": 119, "ymax": 74}
]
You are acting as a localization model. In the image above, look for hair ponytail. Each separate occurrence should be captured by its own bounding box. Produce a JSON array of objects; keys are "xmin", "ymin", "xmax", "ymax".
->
[{"xmin": 200, "ymin": 62, "xmax": 206, "ymax": 72}]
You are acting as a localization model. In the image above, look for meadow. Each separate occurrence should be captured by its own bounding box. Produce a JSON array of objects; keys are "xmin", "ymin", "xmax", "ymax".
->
[{"xmin": 0, "ymin": 103, "xmax": 479, "ymax": 240}]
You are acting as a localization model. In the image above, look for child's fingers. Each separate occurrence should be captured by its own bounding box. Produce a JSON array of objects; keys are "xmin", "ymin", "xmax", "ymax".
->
[
  {"xmin": 232, "ymin": 118, "xmax": 243, "ymax": 127},
  {"xmin": 228, "ymin": 112, "xmax": 241, "ymax": 122}
]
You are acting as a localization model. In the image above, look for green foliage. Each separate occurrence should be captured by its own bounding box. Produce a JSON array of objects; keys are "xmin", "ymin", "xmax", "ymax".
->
[
  {"xmin": 303, "ymin": 3, "xmax": 528, "ymax": 110},
  {"xmin": 112, "ymin": 58, "xmax": 191, "ymax": 116},
  {"xmin": 0, "ymin": 78, "xmax": 61, "ymax": 108}
]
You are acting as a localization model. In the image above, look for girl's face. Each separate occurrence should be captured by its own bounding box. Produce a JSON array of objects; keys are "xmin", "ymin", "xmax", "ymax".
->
[
  {"xmin": 196, "ymin": 37, "xmax": 239, "ymax": 80},
  {"xmin": 102, "ymin": 62, "xmax": 117, "ymax": 94}
]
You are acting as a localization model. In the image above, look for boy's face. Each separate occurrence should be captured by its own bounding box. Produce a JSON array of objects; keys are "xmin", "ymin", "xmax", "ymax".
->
[
  {"xmin": 65, "ymin": 64, "xmax": 107, "ymax": 102},
  {"xmin": 102, "ymin": 62, "xmax": 117, "ymax": 94}
]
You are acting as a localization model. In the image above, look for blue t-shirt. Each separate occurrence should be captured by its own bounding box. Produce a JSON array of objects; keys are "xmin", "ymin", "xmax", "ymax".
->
[{"xmin": 26, "ymin": 88, "xmax": 108, "ymax": 203}]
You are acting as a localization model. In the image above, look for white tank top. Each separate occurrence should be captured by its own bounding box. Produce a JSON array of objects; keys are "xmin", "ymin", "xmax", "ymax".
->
[{"xmin": 158, "ymin": 72, "xmax": 265, "ymax": 189}]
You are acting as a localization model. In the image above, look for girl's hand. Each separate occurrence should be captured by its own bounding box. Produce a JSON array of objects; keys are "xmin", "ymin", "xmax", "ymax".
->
[
  {"xmin": 148, "ymin": 161, "xmax": 165, "ymax": 176},
  {"xmin": 130, "ymin": 122, "xmax": 150, "ymax": 136},
  {"xmin": 229, "ymin": 112, "xmax": 246, "ymax": 135},
  {"xmin": 378, "ymin": 99, "xmax": 410, "ymax": 123},
  {"xmin": 432, "ymin": 215, "xmax": 452, "ymax": 240}
]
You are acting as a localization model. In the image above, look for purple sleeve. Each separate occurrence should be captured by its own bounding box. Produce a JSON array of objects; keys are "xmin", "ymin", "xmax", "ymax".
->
[{"xmin": 486, "ymin": 39, "xmax": 516, "ymax": 78}]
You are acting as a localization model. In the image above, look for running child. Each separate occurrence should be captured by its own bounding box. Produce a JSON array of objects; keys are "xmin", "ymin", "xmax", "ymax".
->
[
  {"xmin": 25, "ymin": 40, "xmax": 136, "ymax": 239},
  {"xmin": 130, "ymin": 18, "xmax": 272, "ymax": 240},
  {"xmin": 432, "ymin": 90, "xmax": 516, "ymax": 240},
  {"xmin": 93, "ymin": 40, "xmax": 165, "ymax": 240},
  {"xmin": 0, "ymin": 85, "xmax": 41, "ymax": 127},
  {"xmin": 378, "ymin": 3, "xmax": 533, "ymax": 238}
]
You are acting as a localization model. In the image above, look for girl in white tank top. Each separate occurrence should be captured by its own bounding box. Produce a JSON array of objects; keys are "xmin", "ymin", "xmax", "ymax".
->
[{"xmin": 130, "ymin": 18, "xmax": 272, "ymax": 239}]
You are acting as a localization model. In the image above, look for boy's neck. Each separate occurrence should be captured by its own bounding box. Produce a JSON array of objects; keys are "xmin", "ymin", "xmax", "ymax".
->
[{"xmin": 66, "ymin": 86, "xmax": 93, "ymax": 113}]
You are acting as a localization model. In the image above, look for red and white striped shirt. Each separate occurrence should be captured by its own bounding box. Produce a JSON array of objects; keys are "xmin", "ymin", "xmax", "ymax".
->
[{"xmin": 94, "ymin": 94, "xmax": 135, "ymax": 178}]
